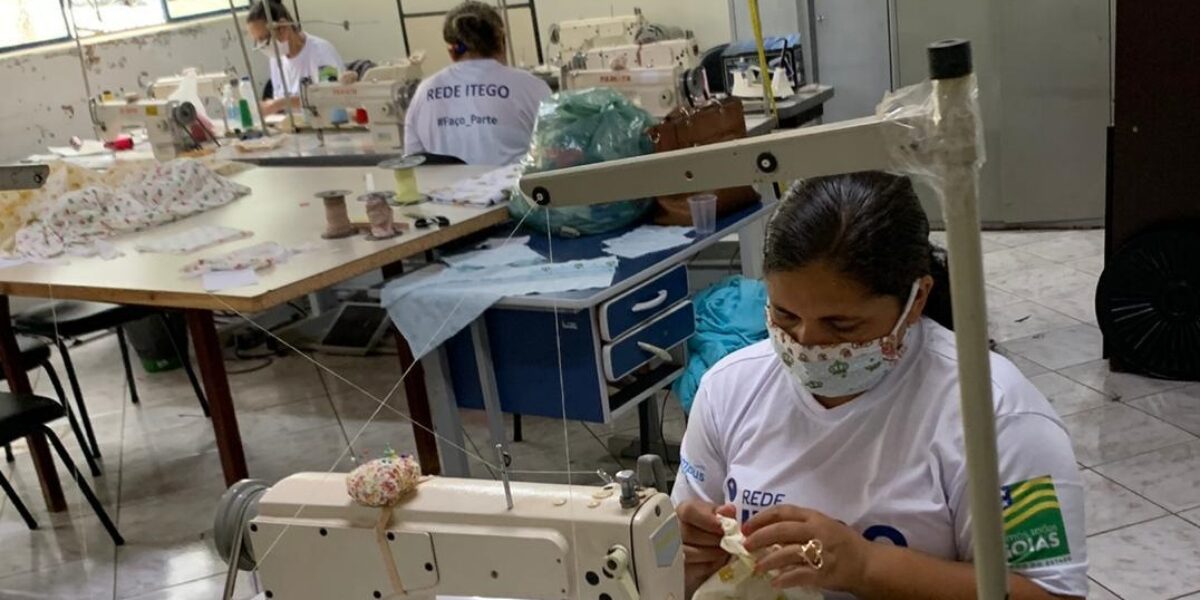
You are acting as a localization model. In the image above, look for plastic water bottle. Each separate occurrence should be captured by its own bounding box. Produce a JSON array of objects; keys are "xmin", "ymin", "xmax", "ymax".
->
[
  {"xmin": 222, "ymin": 80, "xmax": 239, "ymax": 133},
  {"xmin": 237, "ymin": 77, "xmax": 262, "ymax": 130}
]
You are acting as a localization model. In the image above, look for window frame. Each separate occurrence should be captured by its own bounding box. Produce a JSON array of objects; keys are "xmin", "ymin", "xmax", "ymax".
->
[
  {"xmin": 0, "ymin": 0, "xmax": 249, "ymax": 56},
  {"xmin": 160, "ymin": 0, "xmax": 251, "ymax": 24}
]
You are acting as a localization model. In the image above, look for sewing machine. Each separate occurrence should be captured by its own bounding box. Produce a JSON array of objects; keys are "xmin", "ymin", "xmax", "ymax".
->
[
  {"xmin": 561, "ymin": 65, "xmax": 697, "ymax": 118},
  {"xmin": 214, "ymin": 466, "xmax": 683, "ymax": 600},
  {"xmin": 148, "ymin": 70, "xmax": 230, "ymax": 102},
  {"xmin": 301, "ymin": 60, "xmax": 423, "ymax": 149},
  {"xmin": 584, "ymin": 39, "xmax": 700, "ymax": 71},
  {"xmin": 90, "ymin": 97, "xmax": 203, "ymax": 160},
  {"xmin": 551, "ymin": 11, "xmax": 646, "ymax": 65}
]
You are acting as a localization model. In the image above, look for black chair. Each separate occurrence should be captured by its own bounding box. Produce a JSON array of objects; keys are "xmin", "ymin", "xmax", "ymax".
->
[
  {"xmin": 2, "ymin": 335, "xmax": 101, "ymax": 477},
  {"xmin": 13, "ymin": 301, "xmax": 209, "ymax": 460},
  {"xmin": 0, "ymin": 391, "xmax": 123, "ymax": 545}
]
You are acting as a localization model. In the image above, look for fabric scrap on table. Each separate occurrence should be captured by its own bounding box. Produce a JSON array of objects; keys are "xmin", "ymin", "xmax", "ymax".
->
[
  {"xmin": 602, "ymin": 225, "xmax": 693, "ymax": 259},
  {"xmin": 441, "ymin": 241, "xmax": 545, "ymax": 270},
  {"xmin": 673, "ymin": 276, "xmax": 768, "ymax": 413},
  {"xmin": 202, "ymin": 268, "xmax": 259, "ymax": 292},
  {"xmin": 5, "ymin": 159, "xmax": 250, "ymax": 260},
  {"xmin": 183, "ymin": 241, "xmax": 296, "ymax": 276},
  {"xmin": 427, "ymin": 164, "xmax": 522, "ymax": 207},
  {"xmin": 135, "ymin": 225, "xmax": 253, "ymax": 254},
  {"xmin": 382, "ymin": 256, "xmax": 618, "ymax": 360}
]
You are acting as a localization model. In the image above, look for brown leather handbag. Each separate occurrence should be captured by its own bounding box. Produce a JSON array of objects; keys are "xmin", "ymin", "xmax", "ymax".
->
[{"xmin": 647, "ymin": 97, "xmax": 761, "ymax": 225}]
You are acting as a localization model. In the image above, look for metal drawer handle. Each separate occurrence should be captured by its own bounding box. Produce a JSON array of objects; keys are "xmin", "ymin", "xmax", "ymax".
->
[
  {"xmin": 631, "ymin": 290, "xmax": 669, "ymax": 313},
  {"xmin": 637, "ymin": 342, "xmax": 674, "ymax": 363}
]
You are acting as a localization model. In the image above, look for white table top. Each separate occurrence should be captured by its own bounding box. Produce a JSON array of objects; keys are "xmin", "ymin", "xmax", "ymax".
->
[{"xmin": 0, "ymin": 165, "xmax": 508, "ymax": 312}]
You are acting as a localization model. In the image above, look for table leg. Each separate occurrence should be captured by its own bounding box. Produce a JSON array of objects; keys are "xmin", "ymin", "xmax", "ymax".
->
[
  {"xmin": 424, "ymin": 347, "xmax": 470, "ymax": 477},
  {"xmin": 394, "ymin": 329, "xmax": 441, "ymax": 476},
  {"xmin": 0, "ymin": 296, "xmax": 65, "ymax": 511},
  {"xmin": 184, "ymin": 309, "xmax": 247, "ymax": 485},
  {"xmin": 469, "ymin": 321, "xmax": 508, "ymax": 456}
]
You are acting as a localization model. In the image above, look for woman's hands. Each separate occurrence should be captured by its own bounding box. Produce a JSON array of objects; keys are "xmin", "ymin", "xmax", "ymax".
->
[
  {"xmin": 676, "ymin": 501, "xmax": 737, "ymax": 594},
  {"xmin": 743, "ymin": 506, "xmax": 876, "ymax": 595}
]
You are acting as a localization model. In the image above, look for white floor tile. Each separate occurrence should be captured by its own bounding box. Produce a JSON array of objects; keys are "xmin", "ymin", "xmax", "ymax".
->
[
  {"xmin": 1060, "ymin": 359, "xmax": 1191, "ymax": 402},
  {"xmin": 1002, "ymin": 324, "xmax": 1104, "ymax": 370},
  {"xmin": 1129, "ymin": 385, "xmax": 1200, "ymax": 436},
  {"xmin": 1088, "ymin": 515, "xmax": 1200, "ymax": 600},
  {"xmin": 0, "ymin": 557, "xmax": 116, "ymax": 600},
  {"xmin": 1081, "ymin": 469, "xmax": 1167, "ymax": 535},
  {"xmin": 1093, "ymin": 440, "xmax": 1200, "ymax": 512},
  {"xmin": 988, "ymin": 263, "xmax": 1097, "ymax": 302},
  {"xmin": 1088, "ymin": 579, "xmax": 1121, "ymax": 600},
  {"xmin": 1061, "ymin": 404, "xmax": 1195, "ymax": 467},
  {"xmin": 1069, "ymin": 255, "xmax": 1105, "ymax": 276},
  {"xmin": 984, "ymin": 248, "xmax": 1057, "ymax": 279},
  {"xmin": 1029, "ymin": 372, "xmax": 1113, "ymax": 416},
  {"xmin": 1021, "ymin": 232, "xmax": 1105, "ymax": 264},
  {"xmin": 987, "ymin": 301, "xmax": 1081, "ymax": 343}
]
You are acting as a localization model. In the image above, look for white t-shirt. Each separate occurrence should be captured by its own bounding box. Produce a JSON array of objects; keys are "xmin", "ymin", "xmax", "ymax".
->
[
  {"xmin": 404, "ymin": 59, "xmax": 551, "ymax": 165},
  {"xmin": 673, "ymin": 319, "xmax": 1087, "ymax": 599},
  {"xmin": 267, "ymin": 33, "xmax": 345, "ymax": 97}
]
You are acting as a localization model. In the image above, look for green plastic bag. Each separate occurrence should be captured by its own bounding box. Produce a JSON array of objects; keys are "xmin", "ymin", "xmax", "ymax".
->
[{"xmin": 509, "ymin": 88, "xmax": 657, "ymax": 236}]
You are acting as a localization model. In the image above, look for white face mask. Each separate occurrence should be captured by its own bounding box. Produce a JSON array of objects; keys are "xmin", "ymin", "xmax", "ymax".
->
[
  {"xmin": 768, "ymin": 280, "xmax": 921, "ymax": 398},
  {"xmin": 257, "ymin": 38, "xmax": 290, "ymax": 58}
]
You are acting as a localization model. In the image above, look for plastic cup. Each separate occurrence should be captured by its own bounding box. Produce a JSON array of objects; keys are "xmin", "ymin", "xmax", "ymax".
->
[{"xmin": 688, "ymin": 193, "xmax": 718, "ymax": 235}]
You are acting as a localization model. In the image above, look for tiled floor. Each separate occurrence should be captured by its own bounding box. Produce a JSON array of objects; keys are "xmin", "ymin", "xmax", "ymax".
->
[{"xmin": 1, "ymin": 228, "xmax": 1197, "ymax": 599}]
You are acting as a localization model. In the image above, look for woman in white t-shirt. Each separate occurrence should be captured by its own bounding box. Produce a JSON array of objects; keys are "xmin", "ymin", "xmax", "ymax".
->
[
  {"xmin": 246, "ymin": 0, "xmax": 345, "ymax": 115},
  {"xmin": 674, "ymin": 172, "xmax": 1086, "ymax": 600},
  {"xmin": 403, "ymin": 1, "xmax": 551, "ymax": 165}
]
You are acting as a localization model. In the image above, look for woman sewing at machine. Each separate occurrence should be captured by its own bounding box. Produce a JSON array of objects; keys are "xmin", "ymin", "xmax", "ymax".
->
[
  {"xmin": 403, "ymin": 1, "xmax": 551, "ymax": 165},
  {"xmin": 673, "ymin": 172, "xmax": 1086, "ymax": 600},
  {"xmin": 246, "ymin": 0, "xmax": 345, "ymax": 116}
]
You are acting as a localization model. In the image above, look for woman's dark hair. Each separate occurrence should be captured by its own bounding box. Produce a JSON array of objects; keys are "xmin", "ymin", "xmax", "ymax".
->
[
  {"xmin": 443, "ymin": 1, "xmax": 505, "ymax": 58},
  {"xmin": 763, "ymin": 171, "xmax": 954, "ymax": 330},
  {"xmin": 248, "ymin": 0, "xmax": 295, "ymax": 26}
]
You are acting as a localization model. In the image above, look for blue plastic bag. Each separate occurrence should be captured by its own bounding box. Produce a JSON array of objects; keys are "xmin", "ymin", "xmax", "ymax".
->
[{"xmin": 509, "ymin": 88, "xmax": 656, "ymax": 236}]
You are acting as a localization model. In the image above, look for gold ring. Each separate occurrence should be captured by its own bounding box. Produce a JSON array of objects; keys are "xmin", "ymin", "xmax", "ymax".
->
[{"xmin": 797, "ymin": 539, "xmax": 824, "ymax": 570}]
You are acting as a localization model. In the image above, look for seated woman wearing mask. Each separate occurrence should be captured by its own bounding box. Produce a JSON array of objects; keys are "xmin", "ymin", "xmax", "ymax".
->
[
  {"xmin": 403, "ymin": 1, "xmax": 551, "ymax": 165},
  {"xmin": 246, "ymin": 0, "xmax": 345, "ymax": 115},
  {"xmin": 673, "ymin": 172, "xmax": 1086, "ymax": 599}
]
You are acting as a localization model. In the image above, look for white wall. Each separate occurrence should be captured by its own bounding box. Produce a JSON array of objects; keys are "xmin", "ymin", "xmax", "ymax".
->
[
  {"xmin": 293, "ymin": 0, "xmax": 407, "ymax": 65},
  {"xmin": 0, "ymin": 16, "xmax": 268, "ymax": 162}
]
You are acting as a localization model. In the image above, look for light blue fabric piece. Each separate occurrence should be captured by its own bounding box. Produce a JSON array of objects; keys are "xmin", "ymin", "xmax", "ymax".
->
[
  {"xmin": 602, "ymin": 225, "xmax": 694, "ymax": 259},
  {"xmin": 382, "ymin": 257, "xmax": 618, "ymax": 360},
  {"xmin": 441, "ymin": 243, "xmax": 546, "ymax": 270},
  {"xmin": 672, "ymin": 275, "xmax": 768, "ymax": 413}
]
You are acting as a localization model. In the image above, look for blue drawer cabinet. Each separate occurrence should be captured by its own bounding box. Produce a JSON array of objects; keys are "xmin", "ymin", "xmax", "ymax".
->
[
  {"xmin": 445, "ymin": 267, "xmax": 696, "ymax": 424},
  {"xmin": 603, "ymin": 301, "xmax": 694, "ymax": 381},
  {"xmin": 599, "ymin": 265, "xmax": 689, "ymax": 341}
]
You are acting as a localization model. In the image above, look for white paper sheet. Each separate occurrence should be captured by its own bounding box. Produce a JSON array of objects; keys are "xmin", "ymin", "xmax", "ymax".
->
[{"xmin": 602, "ymin": 225, "xmax": 694, "ymax": 259}]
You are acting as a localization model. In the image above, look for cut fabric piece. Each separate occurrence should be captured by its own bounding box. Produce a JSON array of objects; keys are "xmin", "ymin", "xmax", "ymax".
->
[
  {"xmin": 441, "ymin": 242, "xmax": 545, "ymax": 270},
  {"xmin": 428, "ymin": 164, "xmax": 523, "ymax": 206},
  {"xmin": 382, "ymin": 257, "xmax": 618, "ymax": 360},
  {"xmin": 183, "ymin": 241, "xmax": 295, "ymax": 275},
  {"xmin": 602, "ymin": 225, "xmax": 693, "ymax": 259},
  {"xmin": 692, "ymin": 516, "xmax": 822, "ymax": 600},
  {"xmin": 135, "ymin": 225, "xmax": 253, "ymax": 254},
  {"xmin": 7, "ymin": 159, "xmax": 250, "ymax": 260},
  {"xmin": 674, "ymin": 276, "xmax": 768, "ymax": 413}
]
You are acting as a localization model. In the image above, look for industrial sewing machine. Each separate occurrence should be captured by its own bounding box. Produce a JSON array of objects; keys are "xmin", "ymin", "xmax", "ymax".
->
[
  {"xmin": 214, "ymin": 462, "xmax": 682, "ymax": 600},
  {"xmin": 550, "ymin": 11, "xmax": 646, "ymax": 65},
  {"xmin": 148, "ymin": 70, "xmax": 230, "ymax": 102},
  {"xmin": 300, "ymin": 59, "xmax": 424, "ymax": 149},
  {"xmin": 561, "ymin": 65, "xmax": 702, "ymax": 118},
  {"xmin": 89, "ymin": 96, "xmax": 205, "ymax": 160}
]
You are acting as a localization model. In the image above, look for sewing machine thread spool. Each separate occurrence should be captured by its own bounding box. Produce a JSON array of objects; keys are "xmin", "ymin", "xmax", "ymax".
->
[
  {"xmin": 316, "ymin": 190, "xmax": 356, "ymax": 239},
  {"xmin": 358, "ymin": 191, "xmax": 401, "ymax": 240},
  {"xmin": 378, "ymin": 155, "xmax": 427, "ymax": 205}
]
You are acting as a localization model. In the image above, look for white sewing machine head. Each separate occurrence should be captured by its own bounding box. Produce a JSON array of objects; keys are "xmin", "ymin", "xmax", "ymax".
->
[
  {"xmin": 584, "ymin": 39, "xmax": 700, "ymax": 71},
  {"xmin": 148, "ymin": 70, "xmax": 230, "ymax": 101},
  {"xmin": 562, "ymin": 65, "xmax": 706, "ymax": 118},
  {"xmin": 551, "ymin": 10, "xmax": 646, "ymax": 64},
  {"xmin": 215, "ymin": 469, "xmax": 683, "ymax": 600},
  {"xmin": 90, "ymin": 96, "xmax": 203, "ymax": 160},
  {"xmin": 301, "ymin": 58, "xmax": 424, "ymax": 149}
]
